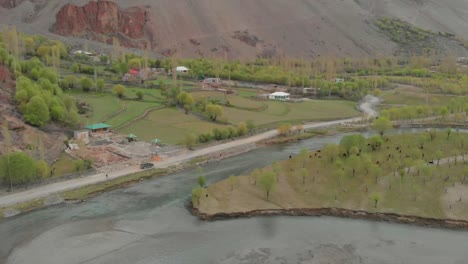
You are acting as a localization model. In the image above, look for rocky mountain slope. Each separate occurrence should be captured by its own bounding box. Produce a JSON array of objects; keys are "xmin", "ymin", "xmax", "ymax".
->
[{"xmin": 0, "ymin": 0, "xmax": 467, "ymax": 58}]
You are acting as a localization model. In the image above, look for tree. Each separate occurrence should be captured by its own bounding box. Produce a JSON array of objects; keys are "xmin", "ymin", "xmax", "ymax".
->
[
  {"xmin": 177, "ymin": 92, "xmax": 195, "ymax": 114},
  {"xmin": 427, "ymin": 129, "xmax": 437, "ymax": 141},
  {"xmin": 340, "ymin": 134, "xmax": 365, "ymax": 156},
  {"xmin": 23, "ymin": 96, "xmax": 50, "ymax": 127},
  {"xmin": 246, "ymin": 120, "xmax": 255, "ymax": 133},
  {"xmin": 97, "ymin": 79, "xmax": 105, "ymax": 92},
  {"xmin": 323, "ymin": 144, "xmax": 340, "ymax": 163},
  {"xmin": 35, "ymin": 160, "xmax": 50, "ymax": 178},
  {"xmin": 371, "ymin": 193, "xmax": 381, "ymax": 208},
  {"xmin": 63, "ymin": 75, "xmax": 77, "ymax": 89},
  {"xmin": 277, "ymin": 123, "xmax": 292, "ymax": 136},
  {"xmin": 347, "ymin": 156, "xmax": 360, "ymax": 177},
  {"xmin": 435, "ymin": 150, "xmax": 443, "ymax": 165},
  {"xmin": 184, "ymin": 133, "xmax": 196, "ymax": 150},
  {"xmin": 0, "ymin": 152, "xmax": 38, "ymax": 186},
  {"xmin": 113, "ymin": 84, "xmax": 126, "ymax": 98},
  {"xmin": 228, "ymin": 175, "xmax": 238, "ymax": 191},
  {"xmin": 446, "ymin": 128, "xmax": 452, "ymax": 140},
  {"xmin": 272, "ymin": 161, "xmax": 281, "ymax": 182},
  {"xmin": 136, "ymin": 91, "xmax": 144, "ymax": 100},
  {"xmin": 197, "ymin": 166, "xmax": 206, "ymax": 187},
  {"xmin": 259, "ymin": 171, "xmax": 276, "ymax": 200},
  {"xmin": 205, "ymin": 103, "xmax": 223, "ymax": 121},
  {"xmin": 237, "ymin": 122, "xmax": 248, "ymax": 136},
  {"xmin": 192, "ymin": 186, "xmax": 203, "ymax": 206},
  {"xmin": 335, "ymin": 169, "xmax": 345, "ymax": 186},
  {"xmin": 197, "ymin": 175, "xmax": 206, "ymax": 188},
  {"xmin": 80, "ymin": 77, "xmax": 93, "ymax": 92},
  {"xmin": 1, "ymin": 123, "xmax": 12, "ymax": 189},
  {"xmin": 368, "ymin": 135, "xmax": 383, "ymax": 151},
  {"xmin": 371, "ymin": 117, "xmax": 392, "ymax": 136}
]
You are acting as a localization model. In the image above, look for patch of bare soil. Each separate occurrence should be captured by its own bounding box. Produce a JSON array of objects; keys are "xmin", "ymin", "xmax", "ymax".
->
[{"xmin": 442, "ymin": 184, "xmax": 468, "ymax": 220}]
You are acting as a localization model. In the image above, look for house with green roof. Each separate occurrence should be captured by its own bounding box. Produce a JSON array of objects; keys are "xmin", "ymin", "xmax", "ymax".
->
[{"xmin": 84, "ymin": 123, "xmax": 111, "ymax": 133}]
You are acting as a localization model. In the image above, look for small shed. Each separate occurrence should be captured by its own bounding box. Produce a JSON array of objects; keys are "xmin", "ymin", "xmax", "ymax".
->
[
  {"xmin": 268, "ymin": 92, "xmax": 290, "ymax": 101},
  {"xmin": 74, "ymin": 130, "xmax": 89, "ymax": 143},
  {"xmin": 85, "ymin": 123, "xmax": 111, "ymax": 133}
]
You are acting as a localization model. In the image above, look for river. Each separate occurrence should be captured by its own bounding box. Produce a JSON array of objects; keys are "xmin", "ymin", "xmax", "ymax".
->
[{"xmin": 1, "ymin": 128, "xmax": 467, "ymax": 264}]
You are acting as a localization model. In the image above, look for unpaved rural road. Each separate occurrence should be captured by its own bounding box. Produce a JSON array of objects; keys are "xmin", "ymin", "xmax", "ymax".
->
[{"xmin": 0, "ymin": 96, "xmax": 380, "ymax": 208}]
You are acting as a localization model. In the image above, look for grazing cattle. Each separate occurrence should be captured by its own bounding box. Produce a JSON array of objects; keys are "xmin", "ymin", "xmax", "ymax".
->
[
  {"xmin": 289, "ymin": 155, "xmax": 292, "ymax": 159},
  {"xmin": 317, "ymin": 150, "xmax": 321, "ymax": 153},
  {"xmin": 376, "ymin": 161, "xmax": 380, "ymax": 164}
]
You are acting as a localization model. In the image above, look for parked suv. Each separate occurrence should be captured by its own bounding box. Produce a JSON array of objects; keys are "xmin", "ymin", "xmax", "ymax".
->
[{"xmin": 140, "ymin": 163, "xmax": 154, "ymax": 170}]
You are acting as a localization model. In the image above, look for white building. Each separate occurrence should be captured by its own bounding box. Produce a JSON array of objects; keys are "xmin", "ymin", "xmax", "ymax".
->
[
  {"xmin": 73, "ymin": 50, "xmax": 94, "ymax": 56},
  {"xmin": 176, "ymin": 66, "xmax": 189, "ymax": 73},
  {"xmin": 268, "ymin": 92, "xmax": 290, "ymax": 101}
]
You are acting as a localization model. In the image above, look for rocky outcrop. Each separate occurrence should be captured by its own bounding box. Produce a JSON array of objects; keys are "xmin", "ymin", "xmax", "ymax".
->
[
  {"xmin": 192, "ymin": 206, "xmax": 468, "ymax": 230},
  {"xmin": 54, "ymin": 1, "xmax": 147, "ymax": 48}
]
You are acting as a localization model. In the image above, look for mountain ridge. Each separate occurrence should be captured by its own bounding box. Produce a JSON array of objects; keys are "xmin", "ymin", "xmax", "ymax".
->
[{"xmin": 0, "ymin": 0, "xmax": 467, "ymax": 58}]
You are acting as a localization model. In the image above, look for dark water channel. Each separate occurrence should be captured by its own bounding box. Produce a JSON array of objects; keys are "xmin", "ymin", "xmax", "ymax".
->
[{"xmin": 1, "ymin": 128, "xmax": 467, "ymax": 264}]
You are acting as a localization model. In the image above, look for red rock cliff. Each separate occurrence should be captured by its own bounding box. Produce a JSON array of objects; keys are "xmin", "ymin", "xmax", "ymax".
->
[{"xmin": 54, "ymin": 1, "xmax": 147, "ymax": 39}]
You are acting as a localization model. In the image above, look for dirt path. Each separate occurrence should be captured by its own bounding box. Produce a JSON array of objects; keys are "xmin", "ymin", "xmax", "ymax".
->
[{"xmin": 0, "ymin": 97, "xmax": 379, "ymax": 208}]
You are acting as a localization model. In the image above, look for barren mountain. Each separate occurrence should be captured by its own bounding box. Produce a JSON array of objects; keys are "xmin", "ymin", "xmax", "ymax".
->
[{"xmin": 1, "ymin": 0, "xmax": 468, "ymax": 58}]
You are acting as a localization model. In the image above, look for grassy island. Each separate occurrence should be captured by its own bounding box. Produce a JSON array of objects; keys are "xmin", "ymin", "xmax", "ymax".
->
[{"xmin": 194, "ymin": 130, "xmax": 468, "ymax": 221}]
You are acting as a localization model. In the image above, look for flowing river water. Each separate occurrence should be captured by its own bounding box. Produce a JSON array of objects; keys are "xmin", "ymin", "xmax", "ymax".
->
[{"xmin": 1, "ymin": 128, "xmax": 467, "ymax": 264}]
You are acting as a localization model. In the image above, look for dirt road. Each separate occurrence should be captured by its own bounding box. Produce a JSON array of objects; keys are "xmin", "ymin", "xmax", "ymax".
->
[{"xmin": 0, "ymin": 97, "xmax": 379, "ymax": 208}]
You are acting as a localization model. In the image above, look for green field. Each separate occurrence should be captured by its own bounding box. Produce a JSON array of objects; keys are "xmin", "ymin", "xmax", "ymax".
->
[
  {"xmin": 223, "ymin": 100, "xmax": 359, "ymax": 127},
  {"xmin": 51, "ymin": 153, "xmax": 76, "ymax": 176},
  {"xmin": 76, "ymin": 93, "xmax": 122, "ymax": 125},
  {"xmin": 119, "ymin": 108, "xmax": 230, "ymax": 144},
  {"xmin": 107, "ymin": 100, "xmax": 160, "ymax": 128},
  {"xmin": 198, "ymin": 131, "xmax": 468, "ymax": 220},
  {"xmin": 381, "ymin": 85, "xmax": 455, "ymax": 107}
]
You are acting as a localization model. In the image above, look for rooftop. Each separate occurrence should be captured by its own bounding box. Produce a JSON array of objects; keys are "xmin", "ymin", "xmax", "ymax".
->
[
  {"xmin": 270, "ymin": 92, "xmax": 290, "ymax": 96},
  {"xmin": 85, "ymin": 123, "xmax": 111, "ymax": 130}
]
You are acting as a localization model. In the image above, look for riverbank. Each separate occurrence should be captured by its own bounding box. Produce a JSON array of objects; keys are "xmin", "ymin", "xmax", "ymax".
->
[
  {"xmin": 191, "ymin": 206, "xmax": 468, "ymax": 230},
  {"xmin": 0, "ymin": 142, "xmax": 259, "ymax": 218}
]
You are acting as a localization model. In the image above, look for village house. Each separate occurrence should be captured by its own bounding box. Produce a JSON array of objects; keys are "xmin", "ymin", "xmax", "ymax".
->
[{"xmin": 268, "ymin": 92, "xmax": 290, "ymax": 101}]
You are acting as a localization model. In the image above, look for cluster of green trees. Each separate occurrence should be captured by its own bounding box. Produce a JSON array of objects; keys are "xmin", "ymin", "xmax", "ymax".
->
[
  {"xmin": 71, "ymin": 63, "xmax": 95, "ymax": 75},
  {"xmin": 196, "ymin": 121, "xmax": 254, "ymax": 144},
  {"xmin": 380, "ymin": 96, "xmax": 468, "ymax": 121},
  {"xmin": 388, "ymin": 75, "xmax": 468, "ymax": 95},
  {"xmin": 15, "ymin": 71, "xmax": 80, "ymax": 127}
]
